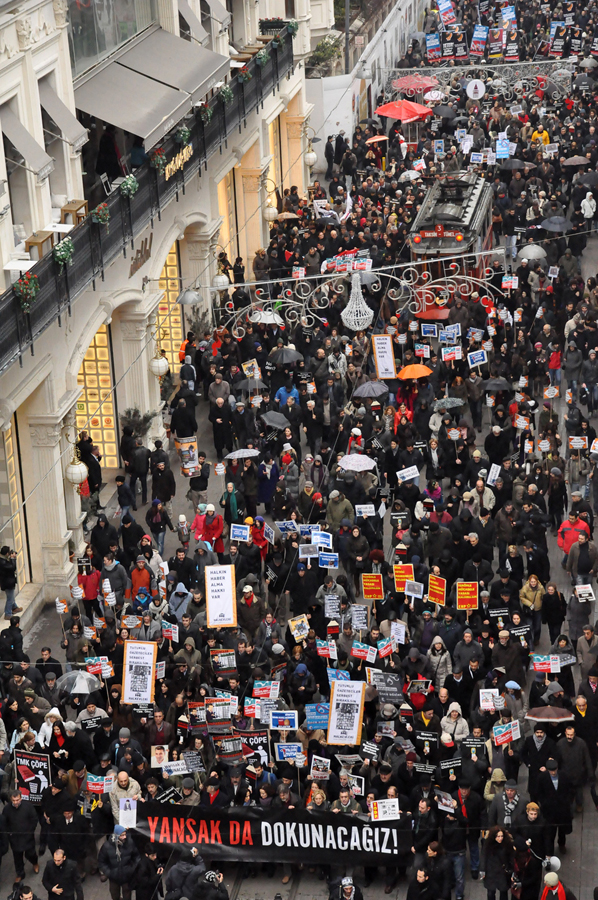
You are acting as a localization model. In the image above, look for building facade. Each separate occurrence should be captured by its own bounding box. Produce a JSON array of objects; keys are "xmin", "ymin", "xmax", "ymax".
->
[{"xmin": 0, "ymin": 0, "xmax": 311, "ymax": 621}]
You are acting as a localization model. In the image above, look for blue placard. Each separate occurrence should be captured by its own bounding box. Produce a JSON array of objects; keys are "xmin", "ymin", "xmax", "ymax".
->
[
  {"xmin": 467, "ymin": 349, "xmax": 488, "ymax": 368},
  {"xmin": 270, "ymin": 709, "xmax": 299, "ymax": 730},
  {"xmin": 319, "ymin": 552, "xmax": 339, "ymax": 568},
  {"xmin": 328, "ymin": 668, "xmax": 351, "ymax": 682},
  {"xmin": 433, "ymin": 140, "xmax": 444, "ymax": 155},
  {"xmin": 274, "ymin": 742, "xmax": 303, "ymax": 760},
  {"xmin": 299, "ymin": 523, "xmax": 319, "ymax": 535},
  {"xmin": 305, "ymin": 703, "xmax": 330, "ymax": 729},
  {"xmin": 439, "ymin": 329, "xmax": 452, "ymax": 342},
  {"xmin": 496, "ymin": 139, "xmax": 509, "ymax": 160},
  {"xmin": 421, "ymin": 323, "xmax": 438, "ymax": 338},
  {"xmin": 445, "ymin": 322, "xmax": 461, "ymax": 338},
  {"xmin": 230, "ymin": 523, "xmax": 250, "ymax": 541}
]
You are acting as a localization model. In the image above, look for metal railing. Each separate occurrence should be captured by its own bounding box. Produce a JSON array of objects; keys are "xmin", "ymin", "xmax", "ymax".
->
[{"xmin": 0, "ymin": 28, "xmax": 294, "ymax": 375}]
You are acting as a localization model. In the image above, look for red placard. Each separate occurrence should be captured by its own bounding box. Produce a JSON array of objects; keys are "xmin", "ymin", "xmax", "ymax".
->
[
  {"xmin": 456, "ymin": 582, "xmax": 478, "ymax": 610},
  {"xmin": 393, "ymin": 564, "xmax": 414, "ymax": 592},
  {"xmin": 428, "ymin": 574, "xmax": 446, "ymax": 607},
  {"xmin": 362, "ymin": 573, "xmax": 384, "ymax": 601}
]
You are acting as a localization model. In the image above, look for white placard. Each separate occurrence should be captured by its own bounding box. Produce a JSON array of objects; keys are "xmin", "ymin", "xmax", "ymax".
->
[
  {"xmin": 372, "ymin": 334, "xmax": 397, "ymax": 379},
  {"xmin": 487, "ymin": 463, "xmax": 501, "ymax": 487},
  {"xmin": 356, "ymin": 504, "xmax": 376, "ymax": 517},
  {"xmin": 396, "ymin": 465, "xmax": 419, "ymax": 482},
  {"xmin": 122, "ymin": 641, "xmax": 157, "ymax": 704},
  {"xmin": 328, "ymin": 680, "xmax": 366, "ymax": 746},
  {"xmin": 205, "ymin": 564, "xmax": 237, "ymax": 628},
  {"xmin": 371, "ymin": 798, "xmax": 400, "ymax": 820}
]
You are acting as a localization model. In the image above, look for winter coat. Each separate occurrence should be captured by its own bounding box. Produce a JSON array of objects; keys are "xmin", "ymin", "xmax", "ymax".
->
[
  {"xmin": 42, "ymin": 859, "xmax": 83, "ymax": 900},
  {"xmin": 426, "ymin": 638, "xmax": 453, "ymax": 690},
  {"xmin": 1, "ymin": 798, "xmax": 38, "ymax": 850},
  {"xmin": 562, "ymin": 347, "xmax": 583, "ymax": 381},
  {"xmin": 165, "ymin": 857, "xmax": 207, "ymax": 899},
  {"xmin": 91, "ymin": 516, "xmax": 119, "ymax": 557},
  {"xmin": 566, "ymin": 541, "xmax": 598, "ymax": 579},
  {"xmin": 555, "ymin": 735, "xmax": 593, "ymax": 787},
  {"xmin": 98, "ymin": 834, "xmax": 140, "ymax": 884},
  {"xmin": 576, "ymin": 633, "xmax": 598, "ymax": 679},
  {"xmin": 453, "ymin": 637, "xmax": 484, "ymax": 670},
  {"xmin": 519, "ymin": 580, "xmax": 545, "ymax": 613},
  {"xmin": 237, "ymin": 594, "xmax": 266, "ymax": 638},
  {"xmin": 567, "ymin": 591, "xmax": 591, "ymax": 640},
  {"xmin": 440, "ymin": 703, "xmax": 469, "ymax": 744},
  {"xmin": 100, "ymin": 561, "xmax": 129, "ymax": 604},
  {"xmin": 482, "ymin": 840, "xmax": 514, "ymax": 893},
  {"xmin": 200, "ymin": 514, "xmax": 225, "ymax": 554},
  {"xmin": 491, "ymin": 639, "xmax": 527, "ymax": 687},
  {"xmin": 281, "ymin": 461, "xmax": 299, "ymax": 497},
  {"xmin": 326, "ymin": 496, "xmax": 355, "ymax": 531},
  {"xmin": 257, "ymin": 461, "xmax": 280, "ymax": 504},
  {"xmin": 109, "ymin": 776, "xmax": 141, "ymax": 822}
]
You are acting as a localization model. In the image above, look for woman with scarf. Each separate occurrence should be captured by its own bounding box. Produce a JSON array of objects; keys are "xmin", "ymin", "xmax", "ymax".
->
[
  {"xmin": 257, "ymin": 453, "xmax": 279, "ymax": 514},
  {"xmin": 513, "ymin": 803, "xmax": 548, "ymax": 900},
  {"xmin": 219, "ymin": 481, "xmax": 244, "ymax": 528}
]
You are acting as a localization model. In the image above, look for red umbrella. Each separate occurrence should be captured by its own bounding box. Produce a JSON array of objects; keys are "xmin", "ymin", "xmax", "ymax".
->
[
  {"xmin": 365, "ymin": 135, "xmax": 389, "ymax": 144},
  {"xmin": 392, "ymin": 74, "xmax": 439, "ymax": 95},
  {"xmin": 375, "ymin": 99, "xmax": 433, "ymax": 123}
]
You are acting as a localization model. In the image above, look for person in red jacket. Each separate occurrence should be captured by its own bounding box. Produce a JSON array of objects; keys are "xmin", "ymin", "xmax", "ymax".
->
[
  {"xmin": 77, "ymin": 565, "xmax": 101, "ymax": 619},
  {"xmin": 200, "ymin": 503, "xmax": 225, "ymax": 558},
  {"xmin": 251, "ymin": 516, "xmax": 268, "ymax": 561},
  {"xmin": 125, "ymin": 556, "xmax": 158, "ymax": 604},
  {"xmin": 557, "ymin": 511, "xmax": 590, "ymax": 567}
]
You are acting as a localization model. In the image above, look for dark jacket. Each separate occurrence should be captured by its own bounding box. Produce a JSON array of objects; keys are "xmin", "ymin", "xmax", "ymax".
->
[
  {"xmin": 98, "ymin": 833, "xmax": 141, "ymax": 884},
  {"xmin": 151, "ymin": 468, "xmax": 177, "ymax": 503},
  {"xmin": 42, "ymin": 858, "xmax": 84, "ymax": 900},
  {"xmin": 1, "ymin": 798, "xmax": 38, "ymax": 850}
]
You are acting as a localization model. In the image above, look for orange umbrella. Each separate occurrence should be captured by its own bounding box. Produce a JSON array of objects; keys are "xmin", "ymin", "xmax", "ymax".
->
[
  {"xmin": 366, "ymin": 135, "xmax": 389, "ymax": 144},
  {"xmin": 375, "ymin": 100, "xmax": 433, "ymax": 123},
  {"xmin": 398, "ymin": 363, "xmax": 433, "ymax": 380}
]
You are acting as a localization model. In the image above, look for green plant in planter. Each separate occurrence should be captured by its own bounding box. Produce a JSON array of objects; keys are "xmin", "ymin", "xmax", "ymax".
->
[
  {"xmin": 119, "ymin": 407, "xmax": 159, "ymax": 438},
  {"xmin": 53, "ymin": 236, "xmax": 75, "ymax": 270},
  {"xmin": 255, "ymin": 48, "xmax": 270, "ymax": 66},
  {"xmin": 238, "ymin": 66, "xmax": 252, "ymax": 83},
  {"xmin": 13, "ymin": 271, "xmax": 40, "ymax": 311},
  {"xmin": 198, "ymin": 103, "xmax": 213, "ymax": 124},
  {"xmin": 271, "ymin": 33, "xmax": 285, "ymax": 48},
  {"xmin": 120, "ymin": 174, "xmax": 139, "ymax": 198},
  {"xmin": 150, "ymin": 147, "xmax": 167, "ymax": 174},
  {"xmin": 175, "ymin": 125, "xmax": 191, "ymax": 146},
  {"xmin": 287, "ymin": 19, "xmax": 299, "ymax": 35},
  {"xmin": 218, "ymin": 84, "xmax": 234, "ymax": 104}
]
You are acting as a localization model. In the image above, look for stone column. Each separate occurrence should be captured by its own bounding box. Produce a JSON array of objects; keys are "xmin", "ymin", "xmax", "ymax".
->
[
  {"xmin": 62, "ymin": 409, "xmax": 86, "ymax": 556},
  {"xmin": 117, "ymin": 312, "xmax": 167, "ymax": 447},
  {"xmin": 284, "ymin": 116, "xmax": 308, "ymax": 193},
  {"xmin": 156, "ymin": 0, "xmax": 179, "ymax": 34},
  {"xmin": 28, "ymin": 420, "xmax": 75, "ymax": 594}
]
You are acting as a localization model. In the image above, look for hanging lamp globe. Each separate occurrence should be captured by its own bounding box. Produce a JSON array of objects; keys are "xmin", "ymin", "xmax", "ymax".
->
[
  {"xmin": 177, "ymin": 288, "xmax": 201, "ymax": 306},
  {"xmin": 305, "ymin": 144, "xmax": 318, "ymax": 168},
  {"xmin": 65, "ymin": 456, "xmax": 88, "ymax": 485},
  {"xmin": 264, "ymin": 198, "xmax": 279, "ymax": 222},
  {"xmin": 149, "ymin": 354, "xmax": 169, "ymax": 377},
  {"xmin": 213, "ymin": 271, "xmax": 230, "ymax": 291}
]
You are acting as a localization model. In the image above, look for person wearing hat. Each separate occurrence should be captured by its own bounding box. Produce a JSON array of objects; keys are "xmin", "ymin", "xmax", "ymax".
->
[
  {"xmin": 487, "ymin": 777, "xmax": 528, "ymax": 827},
  {"xmin": 236, "ymin": 583, "xmax": 265, "ymax": 641},
  {"xmin": 177, "ymin": 776, "xmax": 201, "ymax": 806},
  {"xmin": 326, "ymin": 490, "xmax": 355, "ymax": 532},
  {"xmin": 98, "ymin": 823, "xmax": 141, "ymax": 900},
  {"xmin": 491, "ymin": 629, "xmax": 527, "ymax": 689},
  {"xmin": 536, "ymin": 758, "xmax": 574, "ymax": 855}
]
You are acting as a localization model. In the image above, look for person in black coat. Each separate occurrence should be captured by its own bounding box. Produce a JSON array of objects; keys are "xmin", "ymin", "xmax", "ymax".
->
[
  {"xmin": 169, "ymin": 399, "xmax": 197, "ymax": 438},
  {"xmin": 98, "ymin": 826, "xmax": 141, "ymax": 897},
  {"xmin": 512, "ymin": 803, "xmax": 548, "ymax": 900},
  {"xmin": 90, "ymin": 514, "xmax": 119, "ymax": 559},
  {"xmin": 520, "ymin": 725, "xmax": 557, "ymax": 801},
  {"xmin": 481, "ymin": 825, "xmax": 515, "ymax": 898},
  {"xmin": 42, "ymin": 848, "xmax": 83, "ymax": 900},
  {"xmin": 209, "ymin": 399, "xmax": 234, "ymax": 461},
  {"xmin": 194, "ymin": 871, "xmax": 230, "ymax": 900},
  {"xmin": 164, "ymin": 848, "xmax": 206, "ymax": 900},
  {"xmin": 136, "ymin": 844, "xmax": 164, "ymax": 900},
  {"xmin": 1, "ymin": 789, "xmax": 39, "ymax": 878},
  {"xmin": 536, "ymin": 758, "xmax": 574, "ymax": 853}
]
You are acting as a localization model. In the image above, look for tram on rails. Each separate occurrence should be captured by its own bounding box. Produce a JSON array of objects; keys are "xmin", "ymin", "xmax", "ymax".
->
[{"xmin": 406, "ymin": 172, "xmax": 494, "ymax": 319}]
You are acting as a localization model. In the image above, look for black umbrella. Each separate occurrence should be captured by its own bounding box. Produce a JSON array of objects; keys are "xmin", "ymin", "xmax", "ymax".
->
[
  {"xmin": 236, "ymin": 378, "xmax": 267, "ymax": 392},
  {"xmin": 360, "ymin": 118, "xmax": 379, "ymax": 126},
  {"xmin": 353, "ymin": 381, "xmax": 390, "ymax": 399},
  {"xmin": 579, "ymin": 171, "xmax": 598, "ymax": 186},
  {"xmin": 482, "ymin": 377, "xmax": 512, "ymax": 391},
  {"xmin": 451, "ymin": 115, "xmax": 469, "ymax": 126},
  {"xmin": 268, "ymin": 347, "xmax": 304, "ymax": 364},
  {"xmin": 432, "ymin": 104, "xmax": 457, "ymax": 118},
  {"xmin": 500, "ymin": 159, "xmax": 527, "ymax": 170},
  {"xmin": 260, "ymin": 411, "xmax": 290, "ymax": 430}
]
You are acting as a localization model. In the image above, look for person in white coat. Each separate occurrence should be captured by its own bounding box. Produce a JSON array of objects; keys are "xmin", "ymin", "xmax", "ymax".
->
[{"xmin": 581, "ymin": 191, "xmax": 596, "ymax": 233}]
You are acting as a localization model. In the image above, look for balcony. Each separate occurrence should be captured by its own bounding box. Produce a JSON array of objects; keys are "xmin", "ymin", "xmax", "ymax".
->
[{"xmin": 0, "ymin": 28, "xmax": 294, "ymax": 376}]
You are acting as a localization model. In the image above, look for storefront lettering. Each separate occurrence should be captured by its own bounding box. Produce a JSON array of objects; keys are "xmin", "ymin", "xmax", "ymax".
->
[
  {"xmin": 165, "ymin": 145, "xmax": 194, "ymax": 181},
  {"xmin": 129, "ymin": 233, "xmax": 153, "ymax": 278}
]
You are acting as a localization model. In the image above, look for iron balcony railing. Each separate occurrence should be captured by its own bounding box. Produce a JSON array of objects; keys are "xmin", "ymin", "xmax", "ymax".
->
[{"xmin": 0, "ymin": 28, "xmax": 294, "ymax": 375}]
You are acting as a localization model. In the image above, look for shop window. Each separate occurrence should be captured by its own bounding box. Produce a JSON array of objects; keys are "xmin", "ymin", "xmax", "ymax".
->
[{"xmin": 76, "ymin": 325, "xmax": 118, "ymax": 468}]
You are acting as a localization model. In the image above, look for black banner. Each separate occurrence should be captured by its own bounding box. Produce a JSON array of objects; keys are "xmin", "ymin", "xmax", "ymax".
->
[
  {"xmin": 136, "ymin": 804, "xmax": 405, "ymax": 864},
  {"xmin": 454, "ymin": 30, "xmax": 469, "ymax": 60},
  {"xmin": 550, "ymin": 24, "xmax": 567, "ymax": 57},
  {"xmin": 592, "ymin": 26, "xmax": 598, "ymax": 57},
  {"xmin": 442, "ymin": 32, "xmax": 455, "ymax": 60},
  {"xmin": 504, "ymin": 28, "xmax": 519, "ymax": 61},
  {"xmin": 570, "ymin": 26, "xmax": 582, "ymax": 53}
]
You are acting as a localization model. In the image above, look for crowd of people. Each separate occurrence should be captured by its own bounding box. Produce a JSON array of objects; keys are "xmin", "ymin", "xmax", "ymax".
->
[{"xmin": 7, "ymin": 4, "xmax": 598, "ymax": 900}]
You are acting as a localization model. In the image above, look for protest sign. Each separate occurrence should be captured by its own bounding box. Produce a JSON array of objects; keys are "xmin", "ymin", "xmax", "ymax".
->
[
  {"xmin": 122, "ymin": 641, "xmax": 157, "ymax": 704},
  {"xmin": 371, "ymin": 799, "xmax": 400, "ymax": 821},
  {"xmin": 456, "ymin": 582, "xmax": 478, "ymax": 610},
  {"xmin": 328, "ymin": 680, "xmax": 366, "ymax": 745},
  {"xmin": 361, "ymin": 573, "xmax": 384, "ymax": 600},
  {"xmin": 288, "ymin": 614, "xmax": 310, "ymax": 641},
  {"xmin": 371, "ymin": 334, "xmax": 398, "ymax": 379},
  {"xmin": 210, "ymin": 649, "xmax": 237, "ymax": 675},
  {"xmin": 311, "ymin": 756, "xmax": 331, "ymax": 780},
  {"xmin": 493, "ymin": 720, "xmax": 521, "ymax": 745},
  {"xmin": 428, "ymin": 574, "xmax": 446, "ymax": 606},
  {"xmin": 270, "ymin": 710, "xmax": 299, "ymax": 730},
  {"xmin": 305, "ymin": 703, "xmax": 330, "ymax": 729},
  {"xmin": 230, "ymin": 524, "xmax": 250, "ymax": 542},
  {"xmin": 319, "ymin": 552, "xmax": 339, "ymax": 568},
  {"xmin": 205, "ymin": 565, "xmax": 237, "ymax": 628},
  {"xmin": 15, "ymin": 751, "xmax": 50, "ymax": 802},
  {"xmin": 86, "ymin": 773, "xmax": 114, "ymax": 793},
  {"xmin": 393, "ymin": 564, "xmax": 414, "ymax": 592}
]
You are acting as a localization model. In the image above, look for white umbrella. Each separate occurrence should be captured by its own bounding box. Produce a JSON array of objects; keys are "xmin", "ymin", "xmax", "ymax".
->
[
  {"xmin": 424, "ymin": 90, "xmax": 445, "ymax": 101},
  {"xmin": 224, "ymin": 449, "xmax": 261, "ymax": 460},
  {"xmin": 249, "ymin": 310, "xmax": 284, "ymax": 325},
  {"xmin": 399, "ymin": 170, "xmax": 421, "ymax": 182},
  {"xmin": 56, "ymin": 670, "xmax": 102, "ymax": 694},
  {"xmin": 338, "ymin": 454, "xmax": 377, "ymax": 472},
  {"xmin": 517, "ymin": 245, "xmax": 547, "ymax": 260}
]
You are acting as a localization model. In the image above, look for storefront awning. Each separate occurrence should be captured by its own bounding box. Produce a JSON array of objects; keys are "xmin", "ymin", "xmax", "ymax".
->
[
  {"xmin": 74, "ymin": 26, "xmax": 230, "ymax": 147},
  {"xmin": 39, "ymin": 81, "xmax": 89, "ymax": 152},
  {"xmin": 0, "ymin": 106, "xmax": 54, "ymax": 182},
  {"xmin": 204, "ymin": 0, "xmax": 232, "ymax": 28},
  {"xmin": 178, "ymin": 0, "xmax": 209, "ymax": 44}
]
